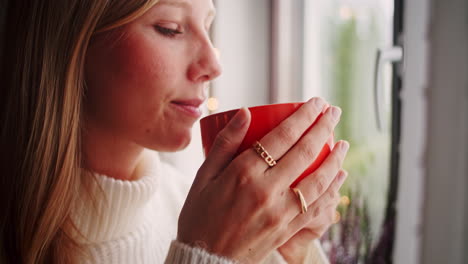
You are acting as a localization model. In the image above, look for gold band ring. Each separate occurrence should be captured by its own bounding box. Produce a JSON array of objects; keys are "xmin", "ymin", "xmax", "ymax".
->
[
  {"xmin": 291, "ymin": 187, "xmax": 308, "ymax": 214},
  {"xmin": 252, "ymin": 141, "xmax": 277, "ymax": 167}
]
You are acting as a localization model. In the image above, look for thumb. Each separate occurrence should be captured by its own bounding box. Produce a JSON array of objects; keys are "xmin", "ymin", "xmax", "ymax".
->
[{"xmin": 194, "ymin": 107, "xmax": 251, "ymax": 189}]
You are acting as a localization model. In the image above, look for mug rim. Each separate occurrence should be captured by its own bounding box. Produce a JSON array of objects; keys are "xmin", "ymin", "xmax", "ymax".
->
[{"xmin": 200, "ymin": 101, "xmax": 305, "ymax": 122}]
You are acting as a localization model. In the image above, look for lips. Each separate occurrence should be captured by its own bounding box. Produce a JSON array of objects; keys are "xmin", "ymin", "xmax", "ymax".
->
[
  {"xmin": 172, "ymin": 99, "xmax": 204, "ymax": 107},
  {"xmin": 171, "ymin": 98, "xmax": 205, "ymax": 118}
]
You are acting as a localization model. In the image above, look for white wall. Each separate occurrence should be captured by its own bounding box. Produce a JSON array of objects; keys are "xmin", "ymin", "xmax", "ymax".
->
[{"xmin": 211, "ymin": 0, "xmax": 271, "ymax": 111}]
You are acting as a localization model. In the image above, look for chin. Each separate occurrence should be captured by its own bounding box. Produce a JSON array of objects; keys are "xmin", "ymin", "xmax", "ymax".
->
[{"xmin": 149, "ymin": 133, "xmax": 192, "ymax": 152}]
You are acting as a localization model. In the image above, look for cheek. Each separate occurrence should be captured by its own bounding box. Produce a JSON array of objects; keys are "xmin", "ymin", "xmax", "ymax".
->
[
  {"xmin": 87, "ymin": 34, "xmax": 167, "ymax": 113},
  {"xmin": 110, "ymin": 37, "xmax": 169, "ymax": 94},
  {"xmin": 84, "ymin": 30, "xmax": 190, "ymax": 150}
]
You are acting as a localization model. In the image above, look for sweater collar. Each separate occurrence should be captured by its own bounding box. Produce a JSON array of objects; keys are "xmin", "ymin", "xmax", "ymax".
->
[{"xmin": 71, "ymin": 150, "xmax": 160, "ymax": 243}]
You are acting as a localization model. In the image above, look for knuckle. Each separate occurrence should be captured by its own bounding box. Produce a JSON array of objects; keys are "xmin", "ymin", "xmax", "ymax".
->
[
  {"xmin": 276, "ymin": 125, "xmax": 297, "ymax": 146},
  {"xmin": 333, "ymin": 153, "xmax": 343, "ymax": 168},
  {"xmin": 320, "ymin": 114, "xmax": 336, "ymax": 134},
  {"xmin": 331, "ymin": 176, "xmax": 342, "ymax": 192},
  {"xmin": 213, "ymin": 132, "xmax": 234, "ymax": 152},
  {"xmin": 297, "ymin": 142, "xmax": 319, "ymax": 160},
  {"xmin": 235, "ymin": 168, "xmax": 254, "ymax": 187},
  {"xmin": 313, "ymin": 205, "xmax": 321, "ymax": 218},
  {"xmin": 304, "ymin": 104, "xmax": 320, "ymax": 123},
  {"xmin": 329, "ymin": 156, "xmax": 342, "ymax": 174},
  {"xmin": 263, "ymin": 211, "xmax": 283, "ymax": 229},
  {"xmin": 236, "ymin": 177, "xmax": 268, "ymax": 204},
  {"xmin": 340, "ymin": 169, "xmax": 349, "ymax": 179},
  {"xmin": 314, "ymin": 177, "xmax": 326, "ymax": 196},
  {"xmin": 238, "ymin": 174, "xmax": 252, "ymax": 188},
  {"xmin": 252, "ymin": 189, "xmax": 270, "ymax": 208},
  {"xmin": 324, "ymin": 118, "xmax": 335, "ymax": 135}
]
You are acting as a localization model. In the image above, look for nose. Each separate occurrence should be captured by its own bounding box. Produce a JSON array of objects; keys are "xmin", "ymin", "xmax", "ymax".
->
[{"xmin": 187, "ymin": 37, "xmax": 222, "ymax": 83}]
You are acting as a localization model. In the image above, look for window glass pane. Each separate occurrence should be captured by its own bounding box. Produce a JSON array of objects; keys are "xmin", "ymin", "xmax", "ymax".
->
[{"xmin": 303, "ymin": 0, "xmax": 395, "ymax": 262}]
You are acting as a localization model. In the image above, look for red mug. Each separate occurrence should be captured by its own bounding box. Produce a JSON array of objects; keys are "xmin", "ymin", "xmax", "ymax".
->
[{"xmin": 200, "ymin": 102, "xmax": 334, "ymax": 187}]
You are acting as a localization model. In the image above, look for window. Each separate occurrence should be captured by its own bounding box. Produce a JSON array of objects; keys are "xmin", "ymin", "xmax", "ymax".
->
[
  {"xmin": 300, "ymin": 1, "xmax": 399, "ymax": 263},
  {"xmin": 270, "ymin": 0, "xmax": 401, "ymax": 262}
]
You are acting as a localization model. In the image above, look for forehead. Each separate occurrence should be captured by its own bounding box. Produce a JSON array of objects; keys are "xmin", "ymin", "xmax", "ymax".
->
[{"xmin": 154, "ymin": 0, "xmax": 216, "ymax": 14}]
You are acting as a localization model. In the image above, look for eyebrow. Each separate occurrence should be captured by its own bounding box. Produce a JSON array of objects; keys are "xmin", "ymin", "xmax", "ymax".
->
[{"xmin": 157, "ymin": 0, "xmax": 216, "ymax": 19}]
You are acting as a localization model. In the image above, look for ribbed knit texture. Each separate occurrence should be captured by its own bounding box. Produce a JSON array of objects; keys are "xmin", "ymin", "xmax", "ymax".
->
[
  {"xmin": 165, "ymin": 241, "xmax": 236, "ymax": 264},
  {"xmin": 72, "ymin": 155, "xmax": 159, "ymax": 244},
  {"xmin": 70, "ymin": 149, "xmax": 328, "ymax": 263}
]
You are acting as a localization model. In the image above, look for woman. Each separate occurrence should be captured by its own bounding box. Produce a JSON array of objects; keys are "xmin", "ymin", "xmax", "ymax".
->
[{"xmin": 0, "ymin": 0, "xmax": 349, "ymax": 263}]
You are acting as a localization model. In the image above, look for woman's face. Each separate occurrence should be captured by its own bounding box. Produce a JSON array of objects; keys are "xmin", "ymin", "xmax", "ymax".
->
[{"xmin": 84, "ymin": 0, "xmax": 220, "ymax": 152}]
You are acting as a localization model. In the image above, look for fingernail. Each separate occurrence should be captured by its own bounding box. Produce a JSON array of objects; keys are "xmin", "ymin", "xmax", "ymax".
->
[
  {"xmin": 340, "ymin": 141, "xmax": 349, "ymax": 153},
  {"xmin": 331, "ymin": 107, "xmax": 342, "ymax": 121},
  {"xmin": 231, "ymin": 108, "xmax": 248, "ymax": 128},
  {"xmin": 311, "ymin": 97, "xmax": 325, "ymax": 110},
  {"xmin": 338, "ymin": 170, "xmax": 348, "ymax": 182}
]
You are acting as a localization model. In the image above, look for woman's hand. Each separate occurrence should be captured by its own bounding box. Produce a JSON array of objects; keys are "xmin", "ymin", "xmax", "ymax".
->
[
  {"xmin": 177, "ymin": 98, "xmax": 348, "ymax": 263},
  {"xmin": 278, "ymin": 169, "xmax": 348, "ymax": 264}
]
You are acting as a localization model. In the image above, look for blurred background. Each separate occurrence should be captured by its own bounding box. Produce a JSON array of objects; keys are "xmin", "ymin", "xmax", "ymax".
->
[{"xmin": 161, "ymin": 0, "xmax": 468, "ymax": 263}]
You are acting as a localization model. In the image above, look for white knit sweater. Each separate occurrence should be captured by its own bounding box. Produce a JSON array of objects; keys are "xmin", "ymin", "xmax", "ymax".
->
[{"xmin": 70, "ymin": 150, "xmax": 328, "ymax": 263}]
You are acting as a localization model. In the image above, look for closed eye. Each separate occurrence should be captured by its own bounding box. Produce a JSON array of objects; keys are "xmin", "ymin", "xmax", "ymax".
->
[{"xmin": 155, "ymin": 25, "xmax": 183, "ymax": 37}]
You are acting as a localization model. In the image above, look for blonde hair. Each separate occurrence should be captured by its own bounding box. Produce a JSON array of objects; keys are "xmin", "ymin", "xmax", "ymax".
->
[{"xmin": 0, "ymin": 0, "xmax": 159, "ymax": 262}]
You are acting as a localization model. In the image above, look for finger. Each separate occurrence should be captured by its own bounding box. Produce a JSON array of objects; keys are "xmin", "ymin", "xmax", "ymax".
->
[
  {"xmin": 310, "ymin": 195, "xmax": 342, "ymax": 226},
  {"xmin": 243, "ymin": 98, "xmax": 327, "ymax": 172},
  {"xmin": 305, "ymin": 209, "xmax": 337, "ymax": 238},
  {"xmin": 278, "ymin": 228, "xmax": 319, "ymax": 254},
  {"xmin": 284, "ymin": 228, "xmax": 320, "ymax": 246},
  {"xmin": 283, "ymin": 188, "xmax": 343, "ymax": 244},
  {"xmin": 333, "ymin": 209, "xmax": 341, "ymax": 224},
  {"xmin": 293, "ymin": 141, "xmax": 349, "ymax": 206},
  {"xmin": 309, "ymin": 169, "xmax": 346, "ymax": 217},
  {"xmin": 195, "ymin": 108, "xmax": 251, "ymax": 188},
  {"xmin": 270, "ymin": 106, "xmax": 342, "ymax": 186},
  {"xmin": 286, "ymin": 170, "xmax": 348, "ymax": 232},
  {"xmin": 289, "ymin": 207, "xmax": 337, "ymax": 242}
]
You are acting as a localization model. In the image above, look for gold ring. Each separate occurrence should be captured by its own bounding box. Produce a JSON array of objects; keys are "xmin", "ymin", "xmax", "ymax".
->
[
  {"xmin": 291, "ymin": 187, "xmax": 308, "ymax": 214},
  {"xmin": 252, "ymin": 141, "xmax": 277, "ymax": 167}
]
